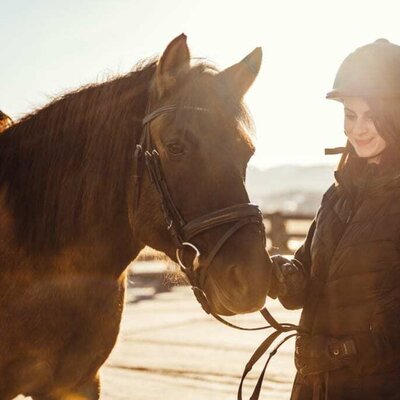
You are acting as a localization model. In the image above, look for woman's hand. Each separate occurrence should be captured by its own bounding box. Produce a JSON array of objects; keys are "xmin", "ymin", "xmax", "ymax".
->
[{"xmin": 269, "ymin": 255, "xmax": 307, "ymax": 299}]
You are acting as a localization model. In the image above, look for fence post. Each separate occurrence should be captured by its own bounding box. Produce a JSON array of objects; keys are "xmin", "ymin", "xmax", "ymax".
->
[{"xmin": 268, "ymin": 212, "xmax": 290, "ymax": 254}]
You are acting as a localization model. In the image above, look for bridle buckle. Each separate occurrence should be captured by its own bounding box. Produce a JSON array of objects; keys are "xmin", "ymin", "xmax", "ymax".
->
[{"xmin": 176, "ymin": 242, "xmax": 201, "ymax": 272}]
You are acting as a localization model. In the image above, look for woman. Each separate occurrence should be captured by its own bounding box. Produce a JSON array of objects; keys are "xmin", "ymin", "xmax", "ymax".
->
[{"xmin": 269, "ymin": 38, "xmax": 400, "ymax": 399}]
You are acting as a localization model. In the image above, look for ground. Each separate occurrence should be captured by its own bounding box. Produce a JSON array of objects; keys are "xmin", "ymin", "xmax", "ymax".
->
[
  {"xmin": 101, "ymin": 285, "xmax": 300, "ymax": 400},
  {"xmin": 16, "ymin": 265, "xmax": 301, "ymax": 400}
]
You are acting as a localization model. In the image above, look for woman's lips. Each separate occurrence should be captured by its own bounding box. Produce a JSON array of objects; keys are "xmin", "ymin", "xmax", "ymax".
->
[{"xmin": 355, "ymin": 137, "xmax": 374, "ymax": 147}]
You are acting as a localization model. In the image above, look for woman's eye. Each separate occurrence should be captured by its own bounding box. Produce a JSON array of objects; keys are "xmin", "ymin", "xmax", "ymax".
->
[{"xmin": 167, "ymin": 143, "xmax": 185, "ymax": 155}]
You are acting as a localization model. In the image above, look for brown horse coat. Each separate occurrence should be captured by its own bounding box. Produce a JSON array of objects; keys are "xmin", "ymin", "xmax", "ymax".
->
[{"xmin": 0, "ymin": 35, "xmax": 270, "ymax": 399}]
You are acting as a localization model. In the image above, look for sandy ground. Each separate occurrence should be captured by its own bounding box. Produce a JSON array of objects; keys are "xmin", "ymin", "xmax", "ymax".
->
[
  {"xmin": 101, "ymin": 286, "xmax": 300, "ymax": 400},
  {"xmin": 15, "ymin": 272, "xmax": 301, "ymax": 400}
]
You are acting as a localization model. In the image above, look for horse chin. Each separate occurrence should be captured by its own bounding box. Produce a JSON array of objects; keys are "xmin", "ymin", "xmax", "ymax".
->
[
  {"xmin": 208, "ymin": 300, "xmax": 236, "ymax": 317},
  {"xmin": 204, "ymin": 274, "xmax": 267, "ymax": 316}
]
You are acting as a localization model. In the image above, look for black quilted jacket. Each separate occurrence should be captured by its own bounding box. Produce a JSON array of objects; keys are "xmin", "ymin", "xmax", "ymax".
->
[{"xmin": 284, "ymin": 157, "xmax": 400, "ymax": 399}]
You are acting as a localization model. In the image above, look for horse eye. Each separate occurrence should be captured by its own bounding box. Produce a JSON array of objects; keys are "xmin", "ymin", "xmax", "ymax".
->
[{"xmin": 167, "ymin": 143, "xmax": 185, "ymax": 155}]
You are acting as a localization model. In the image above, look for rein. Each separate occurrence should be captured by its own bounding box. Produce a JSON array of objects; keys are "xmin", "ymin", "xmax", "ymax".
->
[{"xmin": 135, "ymin": 103, "xmax": 302, "ymax": 399}]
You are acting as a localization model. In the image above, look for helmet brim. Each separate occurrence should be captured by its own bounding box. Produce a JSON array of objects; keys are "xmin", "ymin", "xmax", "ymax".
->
[{"xmin": 326, "ymin": 90, "xmax": 345, "ymax": 101}]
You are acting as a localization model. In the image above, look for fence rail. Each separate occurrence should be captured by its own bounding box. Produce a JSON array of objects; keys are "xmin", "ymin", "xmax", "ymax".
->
[{"xmin": 264, "ymin": 212, "xmax": 314, "ymax": 254}]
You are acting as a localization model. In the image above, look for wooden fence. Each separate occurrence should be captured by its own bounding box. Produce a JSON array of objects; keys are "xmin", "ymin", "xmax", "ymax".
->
[{"xmin": 264, "ymin": 212, "xmax": 314, "ymax": 254}]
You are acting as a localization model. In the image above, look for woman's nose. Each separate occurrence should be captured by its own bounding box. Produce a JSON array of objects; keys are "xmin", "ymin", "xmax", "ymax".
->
[{"xmin": 351, "ymin": 118, "xmax": 369, "ymax": 137}]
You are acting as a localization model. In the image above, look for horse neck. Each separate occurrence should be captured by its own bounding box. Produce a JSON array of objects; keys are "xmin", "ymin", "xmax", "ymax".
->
[
  {"xmin": 70, "ymin": 218, "xmax": 141, "ymax": 276},
  {"xmin": 0, "ymin": 70, "xmax": 152, "ymax": 258},
  {"xmin": 0, "ymin": 189, "xmax": 138, "ymax": 281}
]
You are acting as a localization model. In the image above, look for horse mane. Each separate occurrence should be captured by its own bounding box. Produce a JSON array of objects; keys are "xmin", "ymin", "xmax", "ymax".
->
[
  {"xmin": 0, "ymin": 56, "xmax": 253, "ymax": 254},
  {"xmin": 0, "ymin": 60, "xmax": 156, "ymax": 253}
]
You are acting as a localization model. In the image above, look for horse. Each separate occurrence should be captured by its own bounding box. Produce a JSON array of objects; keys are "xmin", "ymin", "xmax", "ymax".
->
[{"xmin": 0, "ymin": 34, "xmax": 272, "ymax": 399}]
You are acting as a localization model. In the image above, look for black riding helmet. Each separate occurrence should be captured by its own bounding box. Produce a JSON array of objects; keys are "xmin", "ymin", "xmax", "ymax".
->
[
  {"xmin": 326, "ymin": 38, "xmax": 400, "ymax": 101},
  {"xmin": 325, "ymin": 38, "xmax": 400, "ymax": 158}
]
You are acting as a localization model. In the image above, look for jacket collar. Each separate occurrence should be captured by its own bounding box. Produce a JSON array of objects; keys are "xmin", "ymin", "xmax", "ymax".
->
[{"xmin": 335, "ymin": 155, "xmax": 400, "ymax": 201}]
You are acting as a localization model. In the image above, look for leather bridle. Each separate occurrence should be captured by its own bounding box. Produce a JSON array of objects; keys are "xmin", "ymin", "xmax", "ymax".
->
[
  {"xmin": 134, "ymin": 104, "xmax": 266, "ymax": 312},
  {"xmin": 134, "ymin": 102, "xmax": 301, "ymax": 400}
]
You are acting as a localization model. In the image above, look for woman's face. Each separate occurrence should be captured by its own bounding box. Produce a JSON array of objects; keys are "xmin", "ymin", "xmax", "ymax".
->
[{"xmin": 343, "ymin": 97, "xmax": 387, "ymax": 163}]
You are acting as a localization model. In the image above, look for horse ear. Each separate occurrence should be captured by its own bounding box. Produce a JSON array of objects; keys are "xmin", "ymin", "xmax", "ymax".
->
[
  {"xmin": 156, "ymin": 34, "xmax": 190, "ymax": 98},
  {"xmin": 218, "ymin": 47, "xmax": 262, "ymax": 98}
]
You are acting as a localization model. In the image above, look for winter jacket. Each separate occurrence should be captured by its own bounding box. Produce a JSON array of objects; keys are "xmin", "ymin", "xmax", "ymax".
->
[{"xmin": 283, "ymin": 157, "xmax": 400, "ymax": 400}]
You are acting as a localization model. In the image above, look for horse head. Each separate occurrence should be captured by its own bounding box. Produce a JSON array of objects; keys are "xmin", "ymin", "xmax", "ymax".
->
[{"xmin": 131, "ymin": 35, "xmax": 273, "ymax": 316}]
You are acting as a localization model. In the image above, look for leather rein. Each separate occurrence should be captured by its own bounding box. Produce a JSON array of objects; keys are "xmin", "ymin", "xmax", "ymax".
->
[{"xmin": 134, "ymin": 103, "xmax": 301, "ymax": 399}]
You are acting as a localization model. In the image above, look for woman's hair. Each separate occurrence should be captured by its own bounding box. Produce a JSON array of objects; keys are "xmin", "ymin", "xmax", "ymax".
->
[{"xmin": 337, "ymin": 97, "xmax": 400, "ymax": 173}]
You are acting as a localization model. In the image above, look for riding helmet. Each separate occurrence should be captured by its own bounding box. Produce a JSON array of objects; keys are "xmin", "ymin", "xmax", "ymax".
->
[{"xmin": 326, "ymin": 38, "xmax": 400, "ymax": 100}]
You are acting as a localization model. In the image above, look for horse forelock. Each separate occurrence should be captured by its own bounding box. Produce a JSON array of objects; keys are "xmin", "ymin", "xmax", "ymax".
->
[
  {"xmin": 180, "ymin": 64, "xmax": 256, "ymax": 166},
  {"xmin": 0, "ymin": 60, "xmax": 157, "ymax": 253},
  {"xmin": 171, "ymin": 62, "xmax": 255, "ymax": 148}
]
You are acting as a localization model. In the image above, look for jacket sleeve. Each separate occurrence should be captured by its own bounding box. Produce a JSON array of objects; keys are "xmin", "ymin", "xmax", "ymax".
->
[{"xmin": 278, "ymin": 218, "xmax": 316, "ymax": 310}]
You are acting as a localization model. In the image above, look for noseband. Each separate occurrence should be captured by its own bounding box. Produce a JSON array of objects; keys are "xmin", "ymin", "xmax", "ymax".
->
[{"xmin": 134, "ymin": 104, "xmax": 266, "ymax": 314}]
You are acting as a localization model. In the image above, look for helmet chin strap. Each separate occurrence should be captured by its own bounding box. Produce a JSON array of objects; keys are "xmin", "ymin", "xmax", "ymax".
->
[
  {"xmin": 325, "ymin": 137, "xmax": 386, "ymax": 162},
  {"xmin": 325, "ymin": 135, "xmax": 352, "ymax": 155},
  {"xmin": 325, "ymin": 146, "xmax": 347, "ymax": 155},
  {"xmin": 325, "ymin": 145, "xmax": 386, "ymax": 161}
]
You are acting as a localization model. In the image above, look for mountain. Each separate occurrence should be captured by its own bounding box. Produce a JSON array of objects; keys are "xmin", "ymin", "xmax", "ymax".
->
[{"xmin": 246, "ymin": 164, "xmax": 336, "ymax": 214}]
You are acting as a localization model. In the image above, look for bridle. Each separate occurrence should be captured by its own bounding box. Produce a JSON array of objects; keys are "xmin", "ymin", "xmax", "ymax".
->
[
  {"xmin": 134, "ymin": 102, "xmax": 301, "ymax": 400},
  {"xmin": 134, "ymin": 104, "xmax": 267, "ymax": 311}
]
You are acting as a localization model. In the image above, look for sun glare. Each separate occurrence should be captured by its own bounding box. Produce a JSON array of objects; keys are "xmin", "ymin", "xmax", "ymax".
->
[{"xmin": 1, "ymin": 0, "xmax": 399, "ymax": 169}]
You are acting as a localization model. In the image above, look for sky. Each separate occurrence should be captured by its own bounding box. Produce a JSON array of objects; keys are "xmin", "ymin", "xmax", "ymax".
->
[{"xmin": 1, "ymin": 0, "xmax": 400, "ymax": 169}]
